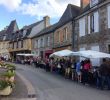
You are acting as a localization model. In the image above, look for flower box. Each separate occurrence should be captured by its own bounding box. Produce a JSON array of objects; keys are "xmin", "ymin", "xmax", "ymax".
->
[{"xmin": 0, "ymin": 86, "xmax": 12, "ymax": 96}]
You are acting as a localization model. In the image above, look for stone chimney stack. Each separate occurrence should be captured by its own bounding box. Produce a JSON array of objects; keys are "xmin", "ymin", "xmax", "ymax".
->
[
  {"xmin": 80, "ymin": 0, "xmax": 90, "ymax": 9},
  {"xmin": 43, "ymin": 16, "xmax": 50, "ymax": 28}
]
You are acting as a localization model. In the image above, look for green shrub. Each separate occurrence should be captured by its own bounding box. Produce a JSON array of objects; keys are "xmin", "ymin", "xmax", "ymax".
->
[
  {"xmin": 2, "ymin": 71, "xmax": 15, "ymax": 78},
  {"xmin": 0, "ymin": 81, "xmax": 10, "ymax": 90},
  {"xmin": 5, "ymin": 64, "xmax": 16, "ymax": 70}
]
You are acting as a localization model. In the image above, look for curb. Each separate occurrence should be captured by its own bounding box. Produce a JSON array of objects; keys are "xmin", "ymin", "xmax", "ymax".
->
[
  {"xmin": 1, "ymin": 98, "xmax": 37, "ymax": 100},
  {"xmin": 16, "ymin": 72, "xmax": 37, "ymax": 100},
  {"xmin": 1, "ymin": 72, "xmax": 37, "ymax": 100}
]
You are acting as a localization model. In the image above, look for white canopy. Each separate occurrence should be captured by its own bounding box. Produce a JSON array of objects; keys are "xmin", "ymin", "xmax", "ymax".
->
[
  {"xmin": 50, "ymin": 49, "xmax": 75, "ymax": 57},
  {"xmin": 71, "ymin": 50, "xmax": 110, "ymax": 58},
  {"xmin": 16, "ymin": 53, "xmax": 36, "ymax": 56}
]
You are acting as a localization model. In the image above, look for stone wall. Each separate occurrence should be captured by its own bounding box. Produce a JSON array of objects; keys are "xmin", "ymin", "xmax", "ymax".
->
[
  {"xmin": 53, "ymin": 21, "xmax": 72, "ymax": 49},
  {"xmin": 75, "ymin": 2, "xmax": 110, "ymax": 53}
]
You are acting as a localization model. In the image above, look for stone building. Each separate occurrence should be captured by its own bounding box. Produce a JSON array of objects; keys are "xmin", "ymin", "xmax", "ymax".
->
[
  {"xmin": 32, "ymin": 24, "xmax": 56, "ymax": 59},
  {"xmin": 53, "ymin": 4, "xmax": 80, "ymax": 52},
  {"xmin": 9, "ymin": 16, "xmax": 50, "ymax": 60},
  {"xmin": 0, "ymin": 20, "xmax": 19, "ymax": 60},
  {"xmin": 74, "ymin": 0, "xmax": 110, "ymax": 65}
]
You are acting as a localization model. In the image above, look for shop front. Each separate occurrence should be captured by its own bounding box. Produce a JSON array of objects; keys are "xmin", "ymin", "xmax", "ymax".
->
[{"xmin": 45, "ymin": 50, "xmax": 53, "ymax": 58}]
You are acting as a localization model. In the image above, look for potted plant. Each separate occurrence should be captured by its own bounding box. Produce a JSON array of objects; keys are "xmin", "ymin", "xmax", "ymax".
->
[
  {"xmin": 3, "ymin": 70, "xmax": 15, "ymax": 83},
  {"xmin": 5, "ymin": 64, "xmax": 16, "ymax": 71},
  {"xmin": 0, "ymin": 63, "xmax": 16, "ymax": 96},
  {"xmin": 0, "ymin": 81, "xmax": 13, "ymax": 96}
]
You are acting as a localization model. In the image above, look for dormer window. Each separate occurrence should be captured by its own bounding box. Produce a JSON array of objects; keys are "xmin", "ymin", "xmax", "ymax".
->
[
  {"xmin": 3, "ymin": 35, "xmax": 6, "ymax": 40},
  {"xmin": 90, "ymin": 0, "xmax": 99, "ymax": 7}
]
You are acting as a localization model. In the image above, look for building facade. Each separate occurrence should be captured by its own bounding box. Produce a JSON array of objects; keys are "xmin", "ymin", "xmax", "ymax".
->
[
  {"xmin": 32, "ymin": 24, "xmax": 55, "ymax": 59},
  {"xmin": 9, "ymin": 16, "xmax": 50, "ymax": 61},
  {"xmin": 75, "ymin": 0, "xmax": 110, "ymax": 65},
  {"xmin": 0, "ymin": 20, "xmax": 19, "ymax": 60},
  {"xmin": 53, "ymin": 4, "xmax": 80, "ymax": 52}
]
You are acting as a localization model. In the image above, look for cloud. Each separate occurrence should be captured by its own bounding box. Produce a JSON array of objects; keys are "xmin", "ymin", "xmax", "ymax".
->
[
  {"xmin": 0, "ymin": 0, "xmax": 80, "ymax": 18},
  {"xmin": 18, "ymin": 0, "xmax": 80, "ymax": 19},
  {"xmin": 0, "ymin": 0, "xmax": 22, "ymax": 11}
]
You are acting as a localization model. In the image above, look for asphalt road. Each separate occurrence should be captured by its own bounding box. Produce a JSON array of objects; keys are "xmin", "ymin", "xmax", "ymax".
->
[{"xmin": 16, "ymin": 64, "xmax": 110, "ymax": 100}]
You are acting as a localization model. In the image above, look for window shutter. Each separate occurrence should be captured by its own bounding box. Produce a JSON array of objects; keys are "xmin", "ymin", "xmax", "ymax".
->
[
  {"xmin": 94, "ymin": 11, "xmax": 99, "ymax": 32},
  {"xmin": 108, "ymin": 5, "xmax": 110, "ymax": 28},
  {"xmin": 79, "ymin": 17, "xmax": 85, "ymax": 37}
]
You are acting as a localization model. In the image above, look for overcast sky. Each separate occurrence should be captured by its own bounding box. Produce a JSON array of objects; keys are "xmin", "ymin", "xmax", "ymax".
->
[{"xmin": 0, "ymin": 0, "xmax": 80, "ymax": 30}]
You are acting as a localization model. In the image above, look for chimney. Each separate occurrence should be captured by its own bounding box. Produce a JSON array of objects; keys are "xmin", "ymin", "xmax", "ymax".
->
[
  {"xmin": 43, "ymin": 16, "xmax": 50, "ymax": 28},
  {"xmin": 80, "ymin": 0, "xmax": 90, "ymax": 9}
]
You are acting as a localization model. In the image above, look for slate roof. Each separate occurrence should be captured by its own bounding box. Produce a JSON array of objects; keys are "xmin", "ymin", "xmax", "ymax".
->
[
  {"xmin": 23, "ymin": 20, "xmax": 43, "ymax": 30},
  {"xmin": 6, "ymin": 20, "xmax": 18, "ymax": 34},
  {"xmin": 58, "ymin": 4, "xmax": 80, "ymax": 26},
  {"xmin": 33, "ymin": 23, "xmax": 57, "ymax": 38},
  {"xmin": 9, "ymin": 20, "xmax": 44, "ymax": 42},
  {"xmin": 22, "ymin": 20, "xmax": 44, "ymax": 38},
  {"xmin": 33, "ymin": 4, "xmax": 80, "ymax": 38},
  {"xmin": 0, "ymin": 20, "xmax": 19, "ymax": 41},
  {"xmin": 0, "ymin": 30, "xmax": 6, "ymax": 41}
]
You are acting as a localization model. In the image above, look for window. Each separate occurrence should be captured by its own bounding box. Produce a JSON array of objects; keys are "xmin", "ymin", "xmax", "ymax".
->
[
  {"xmin": 21, "ymin": 40, "xmax": 23, "ymax": 48},
  {"xmin": 23, "ymin": 30, "xmax": 27, "ymax": 37},
  {"xmin": 36, "ymin": 40, "xmax": 38, "ymax": 48},
  {"xmin": 91, "ymin": 11, "xmax": 99, "ymax": 33},
  {"xmin": 18, "ymin": 41, "xmax": 21, "ymax": 48},
  {"xmin": 38, "ymin": 39, "xmax": 40, "ymax": 48},
  {"xmin": 108, "ymin": 45, "xmax": 110, "ymax": 54},
  {"xmin": 57, "ymin": 31, "xmax": 60, "ymax": 43},
  {"xmin": 90, "ymin": 0, "xmax": 99, "ymax": 7},
  {"xmin": 3, "ymin": 35, "xmax": 6, "ymax": 40},
  {"xmin": 63, "ymin": 27, "xmax": 68, "ymax": 41},
  {"xmin": 94, "ymin": 11, "xmax": 99, "ymax": 32},
  {"xmin": 14, "ymin": 42, "xmax": 17, "ymax": 49},
  {"xmin": 79, "ymin": 17, "xmax": 86, "ymax": 37},
  {"xmin": 12, "ymin": 43, "xmax": 14, "ymax": 49},
  {"xmin": 16, "ymin": 42, "xmax": 18, "ymax": 48},
  {"xmin": 41, "ymin": 38, "xmax": 44, "ymax": 47},
  {"xmin": 91, "ymin": 14, "xmax": 94, "ymax": 32},
  {"xmin": 47, "ymin": 36, "xmax": 50, "ymax": 46},
  {"xmin": 88, "ymin": 15, "xmax": 90, "ymax": 34},
  {"xmin": 108, "ymin": 5, "xmax": 110, "ymax": 28}
]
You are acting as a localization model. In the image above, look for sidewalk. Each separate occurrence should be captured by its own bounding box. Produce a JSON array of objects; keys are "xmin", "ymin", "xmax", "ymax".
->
[{"xmin": 0, "ymin": 62, "xmax": 37, "ymax": 100}]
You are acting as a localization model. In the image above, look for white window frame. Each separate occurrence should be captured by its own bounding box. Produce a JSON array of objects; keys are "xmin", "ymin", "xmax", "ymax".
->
[{"xmin": 91, "ymin": 11, "xmax": 99, "ymax": 33}]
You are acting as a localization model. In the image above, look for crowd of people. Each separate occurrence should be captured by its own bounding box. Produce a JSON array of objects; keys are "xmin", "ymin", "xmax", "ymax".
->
[{"xmin": 18, "ymin": 56, "xmax": 110, "ymax": 90}]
